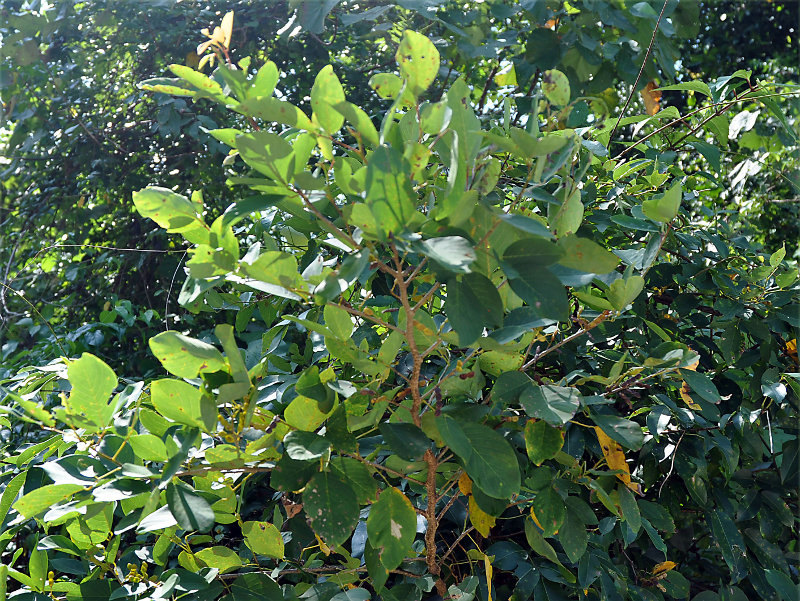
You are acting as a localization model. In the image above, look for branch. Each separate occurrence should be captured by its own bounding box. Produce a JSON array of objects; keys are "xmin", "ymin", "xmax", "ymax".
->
[
  {"xmin": 521, "ymin": 311, "xmax": 612, "ymax": 371},
  {"xmin": 607, "ymin": 0, "xmax": 670, "ymax": 144}
]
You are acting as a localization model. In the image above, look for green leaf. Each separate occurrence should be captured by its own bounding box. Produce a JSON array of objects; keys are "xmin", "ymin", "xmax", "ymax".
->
[
  {"xmin": 132, "ymin": 187, "xmax": 209, "ymax": 244},
  {"xmin": 227, "ymin": 573, "xmax": 283, "ymax": 601},
  {"xmin": 283, "ymin": 430, "xmax": 331, "ymax": 461},
  {"xmin": 524, "ymin": 518, "xmax": 563, "ymax": 566},
  {"xmin": 366, "ymin": 487, "xmax": 417, "ymax": 570},
  {"xmin": 558, "ymin": 509, "xmax": 588, "ymax": 563},
  {"xmin": 214, "ymin": 324, "xmax": 249, "ymax": 384},
  {"xmin": 194, "ymin": 546, "xmax": 243, "ymax": 573},
  {"xmin": 149, "ymin": 331, "xmax": 225, "ymax": 379},
  {"xmin": 678, "ymin": 368, "xmax": 721, "ymax": 404},
  {"xmin": 331, "ymin": 589, "xmax": 371, "ymax": 601},
  {"xmin": 329, "ymin": 457, "xmax": 377, "ymax": 504},
  {"xmin": 365, "ymin": 539, "xmax": 390, "ymax": 592},
  {"xmin": 557, "ymin": 236, "xmax": 619, "ymax": 273},
  {"xmin": 365, "ymin": 146, "xmax": 415, "ymax": 235},
  {"xmin": 616, "ymin": 485, "xmax": 641, "ymax": 533},
  {"xmin": 590, "ymin": 413, "xmax": 644, "ymax": 450},
  {"xmin": 166, "ymin": 483, "xmax": 215, "ymax": 533},
  {"xmin": 656, "ymin": 81, "xmax": 712, "ymax": 97},
  {"xmin": 316, "ymin": 249, "xmax": 370, "ymax": 302},
  {"xmin": 295, "ymin": 0, "xmax": 340, "ymax": 33},
  {"xmin": 64, "ymin": 353, "xmax": 117, "ymax": 431},
  {"xmin": 14, "ymin": 484, "xmax": 84, "ymax": 518},
  {"xmin": 520, "ymin": 385, "xmax": 580, "ymax": 426},
  {"xmin": 284, "ymin": 395, "xmax": 337, "ymax": 431},
  {"xmin": 613, "ymin": 159, "xmax": 652, "ymax": 182},
  {"xmin": 311, "ymin": 65, "xmax": 346, "ymax": 133},
  {"xmin": 169, "ymin": 64, "xmax": 228, "ymax": 103},
  {"xmin": 249, "ymin": 60, "xmax": 279, "ymax": 98},
  {"xmin": 324, "ymin": 305, "xmax": 354, "ymax": 339},
  {"xmin": 606, "ymin": 275, "xmax": 645, "ymax": 310},
  {"xmin": 642, "ymin": 182, "xmax": 682, "ymax": 223},
  {"xmin": 241, "ymin": 250, "xmax": 299, "ymax": 290},
  {"xmin": 369, "ymin": 73, "xmax": 403, "ymax": 100},
  {"xmin": 418, "ymin": 236, "xmax": 476, "ymax": 274},
  {"xmin": 707, "ymin": 509, "xmax": 747, "ymax": 582},
  {"xmin": 379, "ymin": 423, "xmax": 431, "ymax": 461},
  {"xmin": 503, "ymin": 238, "xmax": 564, "ymax": 269},
  {"xmin": 491, "ymin": 371, "xmax": 533, "ymax": 406},
  {"xmin": 332, "ymin": 101, "xmax": 379, "ymax": 147},
  {"xmin": 765, "ymin": 569, "xmax": 800, "ymax": 600},
  {"xmin": 235, "ymin": 97, "xmax": 314, "ymax": 130},
  {"xmin": 396, "ymin": 30, "xmax": 440, "ymax": 98},
  {"xmin": 28, "ymin": 544, "xmax": 47, "ymax": 592},
  {"xmin": 550, "ymin": 187, "xmax": 584, "ymax": 236},
  {"xmin": 542, "ymin": 69, "xmax": 570, "ymax": 106},
  {"xmin": 151, "ymin": 379, "xmax": 215, "ymax": 431},
  {"xmin": 303, "ymin": 471, "xmax": 359, "ymax": 546},
  {"xmin": 502, "ymin": 238, "xmax": 569, "ymax": 320},
  {"xmin": 445, "ymin": 272, "xmax": 504, "ymax": 345},
  {"xmin": 524, "ymin": 420, "xmax": 564, "ymax": 465},
  {"xmin": 420, "ymin": 100, "xmax": 452, "ymax": 134},
  {"xmin": 436, "ymin": 415, "xmax": 520, "ymax": 499},
  {"xmin": 127, "ymin": 434, "xmax": 168, "ymax": 462},
  {"xmin": 236, "ymin": 131, "xmax": 296, "ymax": 184},
  {"xmin": 139, "ymin": 77, "xmax": 196, "ymax": 96},
  {"xmin": 295, "ymin": 366, "xmax": 334, "ymax": 411},
  {"xmin": 532, "ymin": 487, "xmax": 566, "ymax": 537},
  {"xmin": 242, "ymin": 521, "xmax": 284, "ymax": 558},
  {"xmin": 689, "ymin": 140, "xmax": 721, "ymax": 172},
  {"xmin": 271, "ymin": 455, "xmax": 319, "ymax": 492},
  {"xmin": 508, "ymin": 267, "xmax": 569, "ymax": 322},
  {"xmin": 0, "ymin": 471, "xmax": 27, "ymax": 524}
]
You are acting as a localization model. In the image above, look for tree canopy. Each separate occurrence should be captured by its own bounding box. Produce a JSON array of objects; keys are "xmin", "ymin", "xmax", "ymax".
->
[{"xmin": 0, "ymin": 2, "xmax": 798, "ymax": 601}]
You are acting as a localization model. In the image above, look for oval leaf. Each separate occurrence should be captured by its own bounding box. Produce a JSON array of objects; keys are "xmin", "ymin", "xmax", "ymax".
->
[
  {"xmin": 303, "ymin": 471, "xmax": 359, "ymax": 547},
  {"xmin": 366, "ymin": 488, "xmax": 417, "ymax": 570}
]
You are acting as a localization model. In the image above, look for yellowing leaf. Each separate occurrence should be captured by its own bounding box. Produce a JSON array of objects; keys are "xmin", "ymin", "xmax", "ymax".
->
[
  {"xmin": 186, "ymin": 52, "xmax": 200, "ymax": 69},
  {"xmin": 494, "ymin": 64, "xmax": 516, "ymax": 87},
  {"xmin": 220, "ymin": 11, "xmax": 234, "ymax": 50},
  {"xmin": 315, "ymin": 534, "xmax": 332, "ymax": 556},
  {"xmin": 787, "ymin": 338, "xmax": 797, "ymax": 360},
  {"xmin": 529, "ymin": 508, "xmax": 545, "ymax": 532},
  {"xmin": 469, "ymin": 496, "xmax": 496, "ymax": 537},
  {"xmin": 652, "ymin": 561, "xmax": 678, "ymax": 576},
  {"xmin": 679, "ymin": 356, "xmax": 701, "ymax": 410},
  {"xmin": 484, "ymin": 552, "xmax": 495, "ymax": 601},
  {"xmin": 458, "ymin": 472, "xmax": 472, "ymax": 496},
  {"xmin": 595, "ymin": 427, "xmax": 640, "ymax": 494},
  {"xmin": 640, "ymin": 81, "xmax": 661, "ymax": 116}
]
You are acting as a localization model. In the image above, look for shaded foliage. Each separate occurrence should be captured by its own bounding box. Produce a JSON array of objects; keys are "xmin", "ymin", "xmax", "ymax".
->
[{"xmin": 0, "ymin": 3, "xmax": 798, "ymax": 601}]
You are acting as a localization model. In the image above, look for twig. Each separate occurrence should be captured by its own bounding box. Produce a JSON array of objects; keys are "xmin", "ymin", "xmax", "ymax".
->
[
  {"xmin": 165, "ymin": 251, "xmax": 187, "ymax": 330},
  {"xmin": 478, "ymin": 63, "xmax": 500, "ymax": 112},
  {"xmin": 0, "ymin": 282, "xmax": 67, "ymax": 357},
  {"xmin": 658, "ymin": 431, "xmax": 684, "ymax": 498},
  {"xmin": 607, "ymin": 0, "xmax": 670, "ymax": 144},
  {"xmin": 521, "ymin": 311, "xmax": 612, "ymax": 371},
  {"xmin": 439, "ymin": 526, "xmax": 475, "ymax": 563}
]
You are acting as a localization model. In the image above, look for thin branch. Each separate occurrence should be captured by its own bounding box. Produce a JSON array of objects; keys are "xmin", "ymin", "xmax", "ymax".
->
[
  {"xmin": 292, "ymin": 186, "xmax": 359, "ymax": 250},
  {"xmin": 658, "ymin": 431, "xmax": 684, "ymax": 498},
  {"xmin": 607, "ymin": 0, "xmax": 670, "ymax": 144},
  {"xmin": 478, "ymin": 62, "xmax": 500, "ymax": 112},
  {"xmin": 521, "ymin": 311, "xmax": 612, "ymax": 371},
  {"xmin": 0, "ymin": 282, "xmax": 67, "ymax": 357},
  {"xmin": 165, "ymin": 251, "xmax": 187, "ymax": 331},
  {"xmin": 439, "ymin": 526, "xmax": 475, "ymax": 563}
]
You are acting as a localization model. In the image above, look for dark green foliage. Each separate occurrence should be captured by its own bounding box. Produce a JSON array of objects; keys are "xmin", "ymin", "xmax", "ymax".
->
[{"xmin": 0, "ymin": 2, "xmax": 798, "ymax": 601}]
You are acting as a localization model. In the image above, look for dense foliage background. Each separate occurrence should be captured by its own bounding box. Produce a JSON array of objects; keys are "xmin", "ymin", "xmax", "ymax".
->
[{"xmin": 0, "ymin": 2, "xmax": 798, "ymax": 601}]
